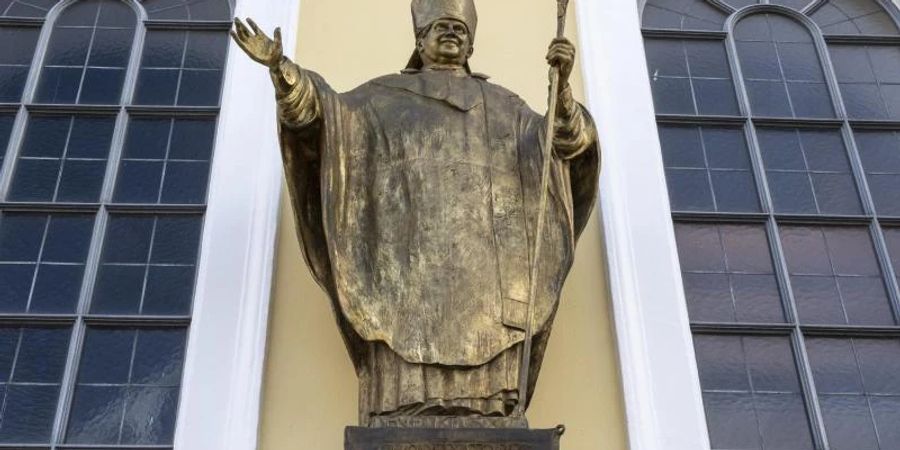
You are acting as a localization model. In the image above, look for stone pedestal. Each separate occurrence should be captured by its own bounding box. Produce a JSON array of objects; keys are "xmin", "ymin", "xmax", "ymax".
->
[{"xmin": 345, "ymin": 426, "xmax": 562, "ymax": 450}]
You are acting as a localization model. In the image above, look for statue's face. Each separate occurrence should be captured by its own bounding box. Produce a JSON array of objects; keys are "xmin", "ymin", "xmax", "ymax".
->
[{"xmin": 417, "ymin": 18, "xmax": 473, "ymax": 68}]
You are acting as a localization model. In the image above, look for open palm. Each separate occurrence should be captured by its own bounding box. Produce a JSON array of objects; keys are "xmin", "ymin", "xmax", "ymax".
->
[{"xmin": 231, "ymin": 18, "xmax": 283, "ymax": 68}]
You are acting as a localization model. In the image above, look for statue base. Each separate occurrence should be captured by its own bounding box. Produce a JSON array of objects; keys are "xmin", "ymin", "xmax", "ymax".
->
[{"xmin": 345, "ymin": 426, "xmax": 563, "ymax": 449}]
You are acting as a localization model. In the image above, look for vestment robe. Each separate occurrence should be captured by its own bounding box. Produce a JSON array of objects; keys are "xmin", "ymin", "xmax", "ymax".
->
[{"xmin": 276, "ymin": 64, "xmax": 599, "ymax": 421}]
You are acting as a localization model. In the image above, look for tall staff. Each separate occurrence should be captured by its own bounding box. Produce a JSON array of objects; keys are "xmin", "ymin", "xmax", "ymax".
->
[{"xmin": 516, "ymin": 0, "xmax": 571, "ymax": 418}]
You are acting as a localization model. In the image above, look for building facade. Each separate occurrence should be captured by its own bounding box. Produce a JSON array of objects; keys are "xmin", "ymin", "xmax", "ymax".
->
[{"xmin": 0, "ymin": 0, "xmax": 898, "ymax": 449}]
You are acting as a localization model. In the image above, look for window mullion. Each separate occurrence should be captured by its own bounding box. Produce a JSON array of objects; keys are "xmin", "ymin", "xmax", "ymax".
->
[
  {"xmin": 50, "ymin": 206, "xmax": 109, "ymax": 448},
  {"xmin": 869, "ymin": 221, "xmax": 900, "ymax": 323},
  {"xmin": 766, "ymin": 217, "xmax": 832, "ymax": 449},
  {"xmin": 0, "ymin": 106, "xmax": 28, "ymax": 199}
]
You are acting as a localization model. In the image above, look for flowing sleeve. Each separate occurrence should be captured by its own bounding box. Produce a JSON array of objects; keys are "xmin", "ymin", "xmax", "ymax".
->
[{"xmin": 552, "ymin": 85, "xmax": 597, "ymax": 162}]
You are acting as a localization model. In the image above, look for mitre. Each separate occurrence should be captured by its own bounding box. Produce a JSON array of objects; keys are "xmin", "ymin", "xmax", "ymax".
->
[{"xmin": 405, "ymin": 0, "xmax": 478, "ymax": 72}]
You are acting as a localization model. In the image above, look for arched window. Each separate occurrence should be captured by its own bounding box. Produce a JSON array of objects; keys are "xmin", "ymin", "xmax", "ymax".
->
[
  {"xmin": 0, "ymin": 0, "xmax": 232, "ymax": 446},
  {"xmin": 643, "ymin": 0, "xmax": 900, "ymax": 448}
]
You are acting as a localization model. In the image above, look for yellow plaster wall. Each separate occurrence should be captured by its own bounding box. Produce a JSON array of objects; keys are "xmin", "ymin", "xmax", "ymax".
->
[{"xmin": 257, "ymin": 1, "xmax": 628, "ymax": 449}]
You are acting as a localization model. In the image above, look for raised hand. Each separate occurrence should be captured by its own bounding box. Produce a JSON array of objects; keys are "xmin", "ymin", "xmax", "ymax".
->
[{"xmin": 231, "ymin": 17, "xmax": 283, "ymax": 69}]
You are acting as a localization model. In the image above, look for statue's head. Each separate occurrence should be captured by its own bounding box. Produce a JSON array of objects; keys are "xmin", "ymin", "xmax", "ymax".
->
[{"xmin": 407, "ymin": 0, "xmax": 477, "ymax": 72}]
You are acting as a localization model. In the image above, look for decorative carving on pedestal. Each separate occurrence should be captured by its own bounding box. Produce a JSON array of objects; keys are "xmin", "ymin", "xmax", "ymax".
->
[{"xmin": 345, "ymin": 426, "xmax": 564, "ymax": 450}]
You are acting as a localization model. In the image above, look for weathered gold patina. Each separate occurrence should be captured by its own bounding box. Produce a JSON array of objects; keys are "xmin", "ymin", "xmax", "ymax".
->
[{"xmin": 231, "ymin": 0, "xmax": 600, "ymax": 426}]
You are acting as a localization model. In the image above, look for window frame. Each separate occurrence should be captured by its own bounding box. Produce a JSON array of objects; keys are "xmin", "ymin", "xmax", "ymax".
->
[{"xmin": 0, "ymin": 0, "xmax": 299, "ymax": 448}]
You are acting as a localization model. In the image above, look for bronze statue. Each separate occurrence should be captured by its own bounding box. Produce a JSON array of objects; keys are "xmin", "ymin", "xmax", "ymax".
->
[{"xmin": 232, "ymin": 0, "xmax": 599, "ymax": 426}]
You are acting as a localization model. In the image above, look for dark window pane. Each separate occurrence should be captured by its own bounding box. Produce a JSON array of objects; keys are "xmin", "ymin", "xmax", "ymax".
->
[
  {"xmin": 666, "ymin": 168, "xmax": 714, "ymax": 211},
  {"xmin": 35, "ymin": 66, "xmax": 81, "ymax": 104},
  {"xmin": 120, "ymin": 386, "xmax": 179, "ymax": 445},
  {"xmin": 660, "ymin": 125, "xmax": 758, "ymax": 213},
  {"xmin": 143, "ymin": 0, "xmax": 231, "ymax": 21},
  {"xmin": 792, "ymin": 275, "xmax": 846, "ymax": 324},
  {"xmin": 0, "ymin": 214, "xmax": 92, "ymax": 314},
  {"xmin": 131, "ymin": 329, "xmax": 186, "ymax": 385},
  {"xmin": 93, "ymin": 215, "xmax": 201, "ymax": 315},
  {"xmin": 101, "ymin": 216, "xmax": 154, "ymax": 263},
  {"xmin": 641, "ymin": 0, "xmax": 727, "ymax": 30},
  {"xmin": 160, "ymin": 160, "xmax": 209, "ymax": 204},
  {"xmin": 184, "ymin": 31, "xmax": 228, "ymax": 69},
  {"xmin": 38, "ymin": 0, "xmax": 136, "ymax": 104},
  {"xmin": 685, "ymin": 40, "xmax": 730, "ymax": 78},
  {"xmin": 19, "ymin": 116, "xmax": 70, "ymax": 158},
  {"xmin": 811, "ymin": 0, "xmax": 900, "ymax": 35},
  {"xmin": 0, "ymin": 66, "xmax": 28, "ymax": 102},
  {"xmin": 787, "ymin": 82, "xmax": 834, "ymax": 118},
  {"xmin": 67, "ymin": 116, "xmax": 115, "ymax": 159},
  {"xmin": 91, "ymin": 29, "xmax": 134, "ymax": 64},
  {"xmin": 170, "ymin": 118, "xmax": 216, "ymax": 160},
  {"xmin": 0, "ymin": 0, "xmax": 58, "ymax": 18},
  {"xmin": 124, "ymin": 118, "xmax": 171, "ymax": 159},
  {"xmin": 704, "ymin": 393, "xmax": 760, "ymax": 449},
  {"xmin": 79, "ymin": 67, "xmax": 125, "ymax": 104},
  {"xmin": 830, "ymin": 44, "xmax": 876, "ymax": 83},
  {"xmin": 660, "ymin": 125, "xmax": 704, "ymax": 168},
  {"xmin": 114, "ymin": 160, "xmax": 165, "ymax": 203},
  {"xmin": 645, "ymin": 38, "xmax": 736, "ymax": 116},
  {"xmin": 78, "ymin": 328, "xmax": 135, "ymax": 384},
  {"xmin": 141, "ymin": 30, "xmax": 187, "ymax": 68},
  {"xmin": 0, "ymin": 115, "xmax": 13, "ymax": 162},
  {"xmin": 142, "ymin": 265, "xmax": 195, "ymax": 315},
  {"xmin": 693, "ymin": 78, "xmax": 738, "ymax": 115},
  {"xmin": 97, "ymin": 0, "xmax": 136, "ymax": 27},
  {"xmin": 840, "ymin": 83, "xmax": 889, "ymax": 119},
  {"xmin": 808, "ymin": 337, "xmax": 900, "ymax": 450},
  {"xmin": 780, "ymin": 226, "xmax": 892, "ymax": 325},
  {"xmin": 11, "ymin": 114, "xmax": 113, "ymax": 203},
  {"xmin": 736, "ymin": 41, "xmax": 780, "ymax": 81},
  {"xmin": 90, "ymin": 264, "xmax": 145, "ymax": 314},
  {"xmin": 14, "ymin": 327, "xmax": 70, "ymax": 382},
  {"xmin": 0, "ymin": 264, "xmax": 33, "ymax": 312},
  {"xmin": 710, "ymin": 170, "xmax": 759, "ymax": 211},
  {"xmin": 134, "ymin": 68, "xmax": 179, "ymax": 105},
  {"xmin": 696, "ymin": 335, "xmax": 813, "ymax": 450},
  {"xmin": 0, "ymin": 385, "xmax": 61, "ymax": 443},
  {"xmin": 0, "ymin": 27, "xmax": 39, "ymax": 102},
  {"xmin": 758, "ymin": 128, "xmax": 861, "ymax": 215},
  {"xmin": 746, "ymin": 80, "xmax": 793, "ymax": 117},
  {"xmin": 56, "ymin": 159, "xmax": 107, "ymax": 202},
  {"xmin": 736, "ymin": 14, "xmax": 833, "ymax": 118},
  {"xmin": 676, "ymin": 223, "xmax": 784, "ymax": 323},
  {"xmin": 831, "ymin": 45, "xmax": 900, "ymax": 120},
  {"xmin": 65, "ymin": 385, "xmax": 126, "ymax": 444},
  {"xmin": 56, "ymin": 0, "xmax": 99, "ymax": 26},
  {"xmin": 177, "ymin": 69, "xmax": 223, "ymax": 106},
  {"xmin": 67, "ymin": 327, "xmax": 186, "ymax": 445},
  {"xmin": 868, "ymin": 46, "xmax": 900, "ymax": 83},
  {"xmin": 151, "ymin": 216, "xmax": 202, "ymax": 264},
  {"xmin": 0, "ymin": 326, "xmax": 71, "ymax": 444},
  {"xmin": 755, "ymin": 394, "xmax": 815, "ymax": 450},
  {"xmin": 704, "ymin": 128, "xmax": 750, "ymax": 169},
  {"xmin": 651, "ymin": 77, "xmax": 695, "ymax": 114},
  {"xmin": 44, "ymin": 27, "xmax": 91, "ymax": 66},
  {"xmin": 767, "ymin": 171, "xmax": 817, "ymax": 213},
  {"xmin": 675, "ymin": 222, "xmax": 727, "ymax": 272},
  {"xmin": 8, "ymin": 158, "xmax": 60, "ymax": 202},
  {"xmin": 883, "ymin": 227, "xmax": 900, "ymax": 284},
  {"xmin": 30, "ymin": 264, "xmax": 84, "ymax": 313},
  {"xmin": 0, "ymin": 213, "xmax": 47, "ymax": 261}
]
